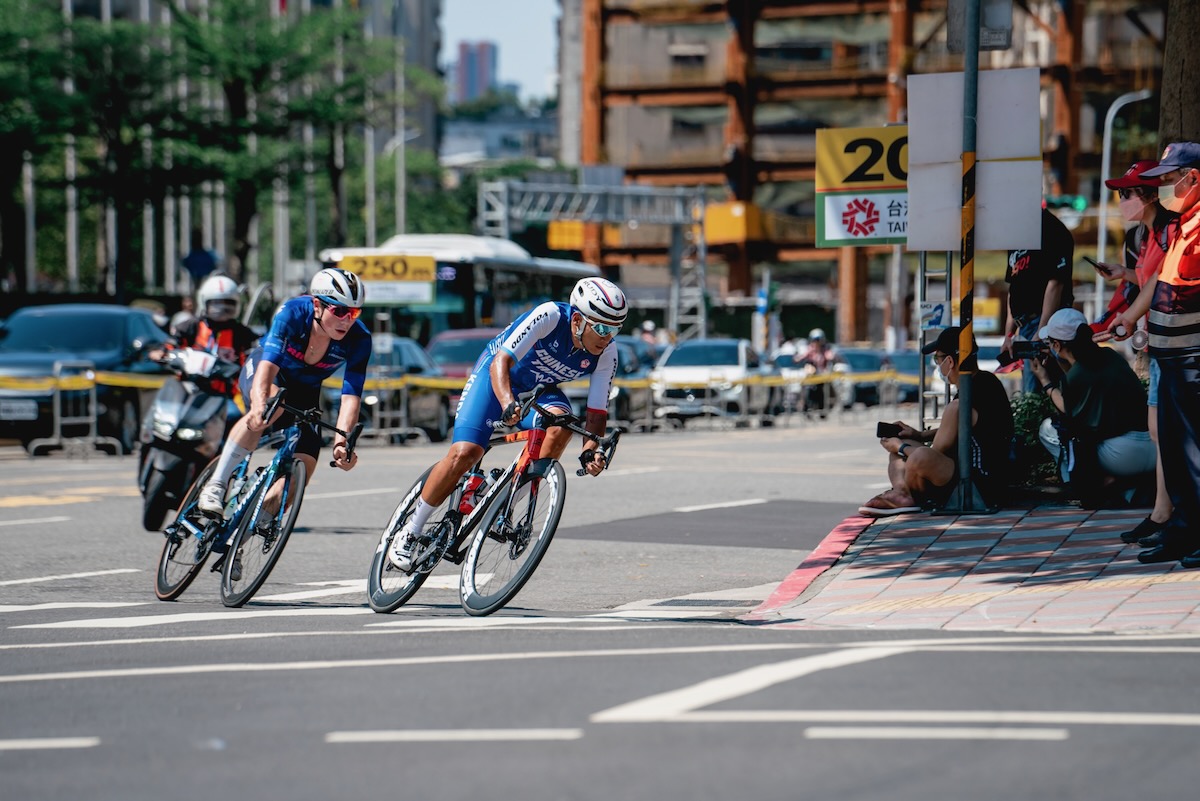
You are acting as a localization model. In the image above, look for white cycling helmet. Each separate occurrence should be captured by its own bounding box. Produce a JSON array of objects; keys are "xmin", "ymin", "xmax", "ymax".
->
[
  {"xmin": 197, "ymin": 275, "xmax": 241, "ymax": 322},
  {"xmin": 310, "ymin": 267, "xmax": 365, "ymax": 308},
  {"xmin": 570, "ymin": 277, "xmax": 628, "ymax": 327},
  {"xmin": 809, "ymin": 327, "xmax": 827, "ymax": 342}
]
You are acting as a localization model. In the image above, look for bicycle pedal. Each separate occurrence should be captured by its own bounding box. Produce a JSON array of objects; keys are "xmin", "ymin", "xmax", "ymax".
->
[{"xmin": 210, "ymin": 553, "xmax": 226, "ymax": 573}]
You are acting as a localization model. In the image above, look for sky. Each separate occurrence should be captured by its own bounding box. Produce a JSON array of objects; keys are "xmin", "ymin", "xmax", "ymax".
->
[{"xmin": 442, "ymin": 0, "xmax": 559, "ymax": 102}]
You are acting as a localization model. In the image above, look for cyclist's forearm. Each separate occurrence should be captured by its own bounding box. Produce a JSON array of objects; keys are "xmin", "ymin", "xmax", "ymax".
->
[
  {"xmin": 583, "ymin": 409, "xmax": 607, "ymax": 450},
  {"xmin": 250, "ymin": 361, "xmax": 280, "ymax": 410},
  {"xmin": 335, "ymin": 395, "xmax": 362, "ymax": 445},
  {"xmin": 489, "ymin": 353, "xmax": 516, "ymax": 409}
]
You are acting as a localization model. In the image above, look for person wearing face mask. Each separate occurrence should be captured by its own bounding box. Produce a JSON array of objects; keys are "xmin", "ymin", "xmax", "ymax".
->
[
  {"xmin": 858, "ymin": 326, "xmax": 1013, "ymax": 517},
  {"xmin": 1091, "ymin": 160, "xmax": 1178, "ymax": 543},
  {"xmin": 1029, "ymin": 308, "xmax": 1155, "ymax": 510},
  {"xmin": 1109, "ymin": 142, "xmax": 1200, "ymax": 568},
  {"xmin": 387, "ymin": 277, "xmax": 627, "ymax": 570}
]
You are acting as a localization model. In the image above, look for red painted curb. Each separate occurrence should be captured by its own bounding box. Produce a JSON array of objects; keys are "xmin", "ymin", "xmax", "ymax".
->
[{"xmin": 745, "ymin": 515, "xmax": 875, "ymax": 619}]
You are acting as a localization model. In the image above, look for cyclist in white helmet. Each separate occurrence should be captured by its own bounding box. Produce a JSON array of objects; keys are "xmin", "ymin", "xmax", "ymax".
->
[
  {"xmin": 388, "ymin": 275, "xmax": 628, "ymax": 570},
  {"xmin": 196, "ymin": 267, "xmax": 372, "ymax": 517}
]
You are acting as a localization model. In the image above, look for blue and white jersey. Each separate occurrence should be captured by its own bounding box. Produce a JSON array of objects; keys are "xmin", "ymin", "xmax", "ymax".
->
[
  {"xmin": 260, "ymin": 296, "xmax": 372, "ymax": 396},
  {"xmin": 485, "ymin": 301, "xmax": 617, "ymax": 413}
]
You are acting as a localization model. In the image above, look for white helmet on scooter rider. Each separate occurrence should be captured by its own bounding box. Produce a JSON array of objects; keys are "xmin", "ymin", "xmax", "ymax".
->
[
  {"xmin": 197, "ymin": 275, "xmax": 241, "ymax": 323},
  {"xmin": 570, "ymin": 277, "xmax": 628, "ymax": 327}
]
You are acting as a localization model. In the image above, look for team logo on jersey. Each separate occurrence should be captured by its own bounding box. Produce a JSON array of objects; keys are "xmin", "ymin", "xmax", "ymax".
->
[{"xmin": 580, "ymin": 359, "xmax": 590, "ymax": 369}]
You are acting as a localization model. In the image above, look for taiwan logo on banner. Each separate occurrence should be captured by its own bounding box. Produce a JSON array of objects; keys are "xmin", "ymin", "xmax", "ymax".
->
[{"xmin": 817, "ymin": 192, "xmax": 908, "ymax": 247}]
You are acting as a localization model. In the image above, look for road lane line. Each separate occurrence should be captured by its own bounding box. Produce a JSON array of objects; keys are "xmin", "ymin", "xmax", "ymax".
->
[
  {"xmin": 605, "ymin": 467, "xmax": 662, "ymax": 477},
  {"xmin": 254, "ymin": 581, "xmax": 366, "ymax": 602},
  {"xmin": 677, "ymin": 710, "xmax": 1200, "ymax": 727},
  {"xmin": 0, "ymin": 602, "xmax": 145, "ymax": 613},
  {"xmin": 674, "ymin": 498, "xmax": 767, "ymax": 513},
  {"xmin": 326, "ymin": 729, "xmax": 583, "ymax": 743},
  {"xmin": 803, "ymin": 726, "xmax": 1068, "ymax": 741},
  {"xmin": 304, "ymin": 488, "xmax": 396, "ymax": 500},
  {"xmin": 591, "ymin": 647, "xmax": 909, "ymax": 723},
  {"xmin": 13, "ymin": 607, "xmax": 374, "ymax": 630},
  {"xmin": 0, "ymin": 569, "xmax": 139, "ymax": 587},
  {"xmin": 0, "ymin": 643, "xmax": 811, "ymax": 684},
  {"xmin": 0, "ymin": 516, "xmax": 71, "ymax": 528},
  {"xmin": 0, "ymin": 737, "xmax": 100, "ymax": 750}
]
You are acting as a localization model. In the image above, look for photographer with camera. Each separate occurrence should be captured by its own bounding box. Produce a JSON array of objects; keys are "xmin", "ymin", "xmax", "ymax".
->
[
  {"xmin": 1030, "ymin": 308, "xmax": 1155, "ymax": 509},
  {"xmin": 858, "ymin": 327, "xmax": 1013, "ymax": 517}
]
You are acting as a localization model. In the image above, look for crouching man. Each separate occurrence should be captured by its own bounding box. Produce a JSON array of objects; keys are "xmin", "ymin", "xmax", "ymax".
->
[{"xmin": 858, "ymin": 327, "xmax": 1014, "ymax": 517}]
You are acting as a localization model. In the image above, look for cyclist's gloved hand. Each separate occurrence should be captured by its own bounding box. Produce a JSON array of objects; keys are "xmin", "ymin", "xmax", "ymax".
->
[
  {"xmin": 501, "ymin": 400, "xmax": 521, "ymax": 426},
  {"xmin": 579, "ymin": 448, "xmax": 606, "ymax": 477}
]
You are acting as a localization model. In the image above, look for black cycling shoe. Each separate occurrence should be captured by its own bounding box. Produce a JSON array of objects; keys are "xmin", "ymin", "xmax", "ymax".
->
[{"xmin": 1121, "ymin": 516, "xmax": 1166, "ymax": 544}]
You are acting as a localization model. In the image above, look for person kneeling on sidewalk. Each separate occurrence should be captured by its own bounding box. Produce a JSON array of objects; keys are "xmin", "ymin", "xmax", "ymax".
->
[{"xmin": 859, "ymin": 327, "xmax": 1014, "ymax": 517}]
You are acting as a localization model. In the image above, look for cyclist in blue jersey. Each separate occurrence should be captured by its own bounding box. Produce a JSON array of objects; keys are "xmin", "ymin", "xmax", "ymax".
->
[
  {"xmin": 389, "ymin": 276, "xmax": 628, "ymax": 569},
  {"xmin": 197, "ymin": 268, "xmax": 372, "ymax": 517}
]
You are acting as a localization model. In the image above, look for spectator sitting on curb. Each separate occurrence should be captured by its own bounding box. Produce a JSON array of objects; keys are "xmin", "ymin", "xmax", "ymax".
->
[
  {"xmin": 858, "ymin": 326, "xmax": 1014, "ymax": 517},
  {"xmin": 1030, "ymin": 308, "xmax": 1156, "ymax": 509}
]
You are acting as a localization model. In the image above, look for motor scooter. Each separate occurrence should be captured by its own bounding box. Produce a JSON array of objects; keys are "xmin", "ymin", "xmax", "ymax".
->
[{"xmin": 137, "ymin": 349, "xmax": 241, "ymax": 531}]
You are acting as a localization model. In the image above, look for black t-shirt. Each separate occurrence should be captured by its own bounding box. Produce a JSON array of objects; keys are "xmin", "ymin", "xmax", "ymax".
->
[
  {"xmin": 1006, "ymin": 208, "xmax": 1075, "ymax": 320},
  {"xmin": 967, "ymin": 370, "xmax": 1014, "ymax": 495}
]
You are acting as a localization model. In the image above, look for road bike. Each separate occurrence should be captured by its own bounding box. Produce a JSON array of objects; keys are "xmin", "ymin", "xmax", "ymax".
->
[
  {"xmin": 367, "ymin": 384, "xmax": 620, "ymax": 616},
  {"xmin": 154, "ymin": 389, "xmax": 362, "ymax": 607}
]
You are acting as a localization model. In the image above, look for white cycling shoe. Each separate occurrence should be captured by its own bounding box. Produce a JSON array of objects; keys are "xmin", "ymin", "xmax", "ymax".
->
[
  {"xmin": 197, "ymin": 482, "xmax": 226, "ymax": 519},
  {"xmin": 388, "ymin": 525, "xmax": 418, "ymax": 571}
]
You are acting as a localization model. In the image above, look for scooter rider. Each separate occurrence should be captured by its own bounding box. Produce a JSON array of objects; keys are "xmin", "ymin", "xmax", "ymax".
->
[
  {"xmin": 389, "ymin": 276, "xmax": 626, "ymax": 570},
  {"xmin": 196, "ymin": 268, "xmax": 372, "ymax": 517}
]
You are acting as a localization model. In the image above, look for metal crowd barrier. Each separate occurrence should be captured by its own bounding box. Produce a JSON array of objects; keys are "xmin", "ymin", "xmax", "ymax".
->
[{"xmin": 25, "ymin": 361, "xmax": 123, "ymax": 457}]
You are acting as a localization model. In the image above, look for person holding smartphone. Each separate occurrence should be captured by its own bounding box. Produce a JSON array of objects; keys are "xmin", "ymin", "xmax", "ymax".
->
[{"xmin": 1095, "ymin": 159, "xmax": 1179, "ymax": 546}]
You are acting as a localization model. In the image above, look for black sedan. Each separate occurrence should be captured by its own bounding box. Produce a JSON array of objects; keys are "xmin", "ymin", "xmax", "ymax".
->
[{"xmin": 0, "ymin": 304, "xmax": 169, "ymax": 454}]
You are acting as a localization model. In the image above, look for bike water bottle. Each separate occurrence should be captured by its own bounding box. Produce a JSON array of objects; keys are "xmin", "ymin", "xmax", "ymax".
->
[
  {"xmin": 458, "ymin": 470, "xmax": 487, "ymax": 514},
  {"xmin": 223, "ymin": 475, "xmax": 246, "ymax": 519}
]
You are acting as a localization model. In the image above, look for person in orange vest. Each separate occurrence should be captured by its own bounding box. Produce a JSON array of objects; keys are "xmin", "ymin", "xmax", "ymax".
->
[{"xmin": 1110, "ymin": 142, "xmax": 1200, "ymax": 568}]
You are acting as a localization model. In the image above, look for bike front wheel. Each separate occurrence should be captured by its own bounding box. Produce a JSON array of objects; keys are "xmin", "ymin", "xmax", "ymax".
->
[
  {"xmin": 459, "ymin": 460, "xmax": 566, "ymax": 616},
  {"xmin": 154, "ymin": 460, "xmax": 219, "ymax": 601},
  {"xmin": 220, "ymin": 459, "xmax": 307, "ymax": 608}
]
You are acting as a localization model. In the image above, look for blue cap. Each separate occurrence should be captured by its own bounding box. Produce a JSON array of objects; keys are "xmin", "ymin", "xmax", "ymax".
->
[{"xmin": 1139, "ymin": 142, "xmax": 1200, "ymax": 177}]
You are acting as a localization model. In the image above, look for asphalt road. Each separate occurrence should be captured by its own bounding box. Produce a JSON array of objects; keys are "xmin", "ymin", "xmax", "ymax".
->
[{"xmin": 2, "ymin": 417, "xmax": 1197, "ymax": 801}]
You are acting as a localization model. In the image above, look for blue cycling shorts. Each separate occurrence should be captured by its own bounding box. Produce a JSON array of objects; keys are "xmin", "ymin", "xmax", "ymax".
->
[{"xmin": 453, "ymin": 367, "xmax": 571, "ymax": 449}]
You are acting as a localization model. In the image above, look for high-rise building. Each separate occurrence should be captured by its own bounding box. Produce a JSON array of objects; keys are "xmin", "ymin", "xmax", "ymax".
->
[{"xmin": 456, "ymin": 40, "xmax": 499, "ymax": 103}]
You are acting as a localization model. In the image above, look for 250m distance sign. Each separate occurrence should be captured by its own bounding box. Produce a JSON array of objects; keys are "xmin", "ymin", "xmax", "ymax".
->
[{"xmin": 816, "ymin": 126, "xmax": 909, "ymax": 247}]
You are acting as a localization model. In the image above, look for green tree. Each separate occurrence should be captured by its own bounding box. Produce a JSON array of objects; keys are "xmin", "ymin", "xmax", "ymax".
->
[
  {"xmin": 0, "ymin": 0, "xmax": 72, "ymax": 294},
  {"xmin": 167, "ymin": 0, "xmax": 388, "ymax": 281},
  {"xmin": 1159, "ymin": 0, "xmax": 1200, "ymax": 146}
]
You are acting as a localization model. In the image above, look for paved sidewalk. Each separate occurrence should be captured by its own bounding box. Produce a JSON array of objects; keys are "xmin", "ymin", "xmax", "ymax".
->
[{"xmin": 749, "ymin": 505, "xmax": 1200, "ymax": 633}]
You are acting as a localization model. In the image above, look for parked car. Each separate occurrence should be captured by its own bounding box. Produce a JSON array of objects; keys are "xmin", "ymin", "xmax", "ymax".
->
[
  {"xmin": 424, "ymin": 327, "xmax": 502, "ymax": 412},
  {"xmin": 563, "ymin": 338, "xmax": 652, "ymax": 428},
  {"xmin": 0, "ymin": 304, "xmax": 169, "ymax": 454},
  {"xmin": 650, "ymin": 338, "xmax": 773, "ymax": 425},
  {"xmin": 886, "ymin": 350, "xmax": 923, "ymax": 404},
  {"xmin": 832, "ymin": 347, "xmax": 889, "ymax": 408},
  {"xmin": 323, "ymin": 335, "xmax": 452, "ymax": 442}
]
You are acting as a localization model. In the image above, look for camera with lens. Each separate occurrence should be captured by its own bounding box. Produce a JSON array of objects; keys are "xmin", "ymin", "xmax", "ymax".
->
[{"xmin": 997, "ymin": 339, "xmax": 1051, "ymax": 367}]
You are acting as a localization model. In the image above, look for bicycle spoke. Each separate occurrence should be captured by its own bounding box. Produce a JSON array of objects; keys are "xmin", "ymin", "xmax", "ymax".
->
[{"xmin": 220, "ymin": 460, "xmax": 306, "ymax": 608}]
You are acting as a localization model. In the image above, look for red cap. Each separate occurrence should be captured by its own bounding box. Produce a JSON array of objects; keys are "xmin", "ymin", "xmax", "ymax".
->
[{"xmin": 1104, "ymin": 160, "xmax": 1161, "ymax": 190}]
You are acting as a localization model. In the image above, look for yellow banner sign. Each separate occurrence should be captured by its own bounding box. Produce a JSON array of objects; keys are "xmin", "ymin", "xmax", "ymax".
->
[
  {"xmin": 816, "ymin": 126, "xmax": 909, "ymax": 192},
  {"xmin": 336, "ymin": 254, "xmax": 436, "ymax": 282}
]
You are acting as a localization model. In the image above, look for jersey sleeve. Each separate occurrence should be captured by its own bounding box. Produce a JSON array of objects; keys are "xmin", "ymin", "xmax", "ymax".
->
[
  {"xmin": 585, "ymin": 343, "xmax": 618, "ymax": 414},
  {"xmin": 340, "ymin": 329, "xmax": 373, "ymax": 397},
  {"xmin": 499, "ymin": 302, "xmax": 563, "ymax": 361},
  {"xmin": 260, "ymin": 302, "xmax": 306, "ymax": 366}
]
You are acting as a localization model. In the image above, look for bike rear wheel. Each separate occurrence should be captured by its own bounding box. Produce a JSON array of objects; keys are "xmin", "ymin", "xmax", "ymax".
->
[
  {"xmin": 367, "ymin": 466, "xmax": 455, "ymax": 613},
  {"xmin": 220, "ymin": 459, "xmax": 307, "ymax": 608},
  {"xmin": 460, "ymin": 460, "xmax": 566, "ymax": 616},
  {"xmin": 154, "ymin": 460, "xmax": 219, "ymax": 601}
]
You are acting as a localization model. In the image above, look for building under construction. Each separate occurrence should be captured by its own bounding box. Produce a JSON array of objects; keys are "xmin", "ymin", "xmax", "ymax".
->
[{"xmin": 556, "ymin": 0, "xmax": 1165, "ymax": 342}]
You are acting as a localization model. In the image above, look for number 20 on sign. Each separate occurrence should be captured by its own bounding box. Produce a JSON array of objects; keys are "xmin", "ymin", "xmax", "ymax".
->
[{"xmin": 816, "ymin": 126, "xmax": 908, "ymax": 192}]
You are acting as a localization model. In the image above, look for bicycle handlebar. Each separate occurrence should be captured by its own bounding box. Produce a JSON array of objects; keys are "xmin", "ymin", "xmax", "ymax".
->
[
  {"xmin": 489, "ymin": 384, "xmax": 621, "ymax": 476},
  {"xmin": 260, "ymin": 389, "xmax": 364, "ymax": 467}
]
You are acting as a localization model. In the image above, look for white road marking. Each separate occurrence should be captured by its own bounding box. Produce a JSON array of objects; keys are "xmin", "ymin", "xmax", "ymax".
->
[
  {"xmin": 304, "ymin": 487, "xmax": 396, "ymax": 500},
  {"xmin": 0, "ymin": 643, "xmax": 811, "ymax": 684},
  {"xmin": 803, "ymin": 726, "xmax": 1069, "ymax": 741},
  {"xmin": 326, "ymin": 729, "xmax": 583, "ymax": 743},
  {"xmin": 0, "ymin": 516, "xmax": 71, "ymax": 528},
  {"xmin": 864, "ymin": 482, "xmax": 893, "ymax": 490},
  {"xmin": 14, "ymin": 607, "xmax": 374, "ymax": 630},
  {"xmin": 366, "ymin": 615, "xmax": 618, "ymax": 629},
  {"xmin": 0, "ymin": 568, "xmax": 139, "ymax": 587},
  {"xmin": 254, "ymin": 581, "xmax": 365, "ymax": 602},
  {"xmin": 604, "ymin": 467, "xmax": 662, "ymax": 477},
  {"xmin": 0, "ymin": 737, "xmax": 99, "ymax": 750},
  {"xmin": 677, "ymin": 710, "xmax": 1200, "ymax": 727},
  {"xmin": 592, "ymin": 647, "xmax": 907, "ymax": 723},
  {"xmin": 0, "ymin": 602, "xmax": 145, "ymax": 613},
  {"xmin": 674, "ymin": 498, "xmax": 767, "ymax": 513}
]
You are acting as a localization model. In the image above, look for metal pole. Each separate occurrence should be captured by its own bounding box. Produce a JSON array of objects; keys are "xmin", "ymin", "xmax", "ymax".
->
[
  {"xmin": 364, "ymin": 5, "xmax": 376, "ymax": 247},
  {"xmin": 944, "ymin": 0, "xmax": 989, "ymax": 514},
  {"xmin": 23, "ymin": 154, "xmax": 35, "ymax": 291},
  {"xmin": 1095, "ymin": 89, "xmax": 1153, "ymax": 311},
  {"xmin": 396, "ymin": 34, "xmax": 406, "ymax": 237}
]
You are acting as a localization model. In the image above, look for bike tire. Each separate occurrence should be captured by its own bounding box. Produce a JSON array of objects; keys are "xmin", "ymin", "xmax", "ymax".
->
[
  {"xmin": 220, "ymin": 459, "xmax": 307, "ymax": 608},
  {"xmin": 459, "ymin": 460, "xmax": 566, "ymax": 616},
  {"xmin": 367, "ymin": 466, "xmax": 460, "ymax": 613},
  {"xmin": 142, "ymin": 467, "xmax": 173, "ymax": 532},
  {"xmin": 154, "ymin": 460, "xmax": 219, "ymax": 601}
]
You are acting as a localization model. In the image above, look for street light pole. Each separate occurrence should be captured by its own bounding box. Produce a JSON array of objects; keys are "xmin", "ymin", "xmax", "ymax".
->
[{"xmin": 1095, "ymin": 89, "xmax": 1153, "ymax": 312}]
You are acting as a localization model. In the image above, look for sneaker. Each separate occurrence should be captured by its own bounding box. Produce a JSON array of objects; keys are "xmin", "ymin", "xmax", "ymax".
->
[
  {"xmin": 858, "ymin": 490, "xmax": 921, "ymax": 518},
  {"xmin": 229, "ymin": 554, "xmax": 243, "ymax": 583},
  {"xmin": 197, "ymin": 481, "xmax": 227, "ymax": 519},
  {"xmin": 388, "ymin": 524, "xmax": 418, "ymax": 571},
  {"xmin": 1120, "ymin": 516, "xmax": 1166, "ymax": 544}
]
